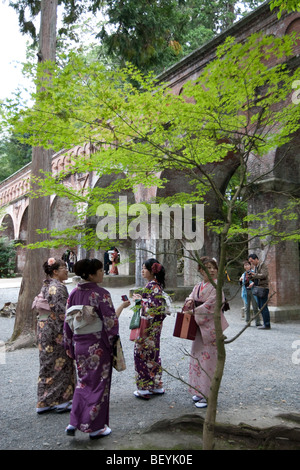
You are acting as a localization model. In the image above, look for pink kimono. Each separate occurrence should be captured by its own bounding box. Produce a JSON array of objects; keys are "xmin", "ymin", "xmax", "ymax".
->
[{"xmin": 186, "ymin": 281, "xmax": 229, "ymax": 399}]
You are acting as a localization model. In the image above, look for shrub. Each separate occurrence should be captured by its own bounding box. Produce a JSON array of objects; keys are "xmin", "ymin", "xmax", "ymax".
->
[{"xmin": 0, "ymin": 237, "xmax": 16, "ymax": 278}]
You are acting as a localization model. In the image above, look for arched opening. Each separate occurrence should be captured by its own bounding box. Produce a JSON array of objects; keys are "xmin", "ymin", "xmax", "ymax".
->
[
  {"xmin": 16, "ymin": 206, "xmax": 29, "ymax": 273},
  {"xmin": 1, "ymin": 214, "xmax": 15, "ymax": 240},
  {"xmin": 49, "ymin": 195, "xmax": 81, "ymax": 261},
  {"xmin": 86, "ymin": 173, "xmax": 136, "ymax": 276}
]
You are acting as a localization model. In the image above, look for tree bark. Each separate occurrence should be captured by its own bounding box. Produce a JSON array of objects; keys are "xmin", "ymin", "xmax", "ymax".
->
[
  {"xmin": 9, "ymin": 0, "xmax": 58, "ymax": 349},
  {"xmin": 202, "ymin": 235, "xmax": 227, "ymax": 450}
]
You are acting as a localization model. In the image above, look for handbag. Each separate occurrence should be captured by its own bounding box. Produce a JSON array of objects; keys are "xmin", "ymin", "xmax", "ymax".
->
[
  {"xmin": 173, "ymin": 308, "xmax": 198, "ymax": 340},
  {"xmin": 129, "ymin": 316, "xmax": 150, "ymax": 341},
  {"xmin": 112, "ymin": 335, "xmax": 126, "ymax": 372},
  {"xmin": 129, "ymin": 328, "xmax": 140, "ymax": 341},
  {"xmin": 139, "ymin": 317, "xmax": 149, "ymax": 338},
  {"xmin": 252, "ymin": 286, "xmax": 269, "ymax": 298},
  {"xmin": 129, "ymin": 303, "xmax": 141, "ymax": 330}
]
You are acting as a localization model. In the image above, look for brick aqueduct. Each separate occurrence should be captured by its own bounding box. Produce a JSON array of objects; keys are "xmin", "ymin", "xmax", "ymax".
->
[{"xmin": 0, "ymin": 3, "xmax": 300, "ymax": 321}]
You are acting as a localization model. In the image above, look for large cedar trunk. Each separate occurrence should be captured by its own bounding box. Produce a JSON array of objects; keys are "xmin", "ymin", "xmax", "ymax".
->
[{"xmin": 9, "ymin": 0, "xmax": 58, "ymax": 348}]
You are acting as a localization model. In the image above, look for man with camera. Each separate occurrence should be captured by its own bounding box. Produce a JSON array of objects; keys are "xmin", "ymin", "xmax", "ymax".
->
[
  {"xmin": 248, "ymin": 253, "xmax": 271, "ymax": 330},
  {"xmin": 240, "ymin": 260, "xmax": 262, "ymax": 327}
]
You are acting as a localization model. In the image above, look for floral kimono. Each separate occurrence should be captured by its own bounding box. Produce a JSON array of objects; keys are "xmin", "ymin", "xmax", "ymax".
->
[
  {"xmin": 186, "ymin": 281, "xmax": 229, "ymax": 399},
  {"xmin": 35, "ymin": 278, "xmax": 76, "ymax": 410},
  {"xmin": 134, "ymin": 280, "xmax": 166, "ymax": 391},
  {"xmin": 64, "ymin": 282, "xmax": 119, "ymax": 434}
]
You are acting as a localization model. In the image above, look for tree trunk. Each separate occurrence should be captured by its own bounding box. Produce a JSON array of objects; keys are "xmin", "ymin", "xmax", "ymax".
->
[
  {"xmin": 202, "ymin": 236, "xmax": 227, "ymax": 450},
  {"xmin": 9, "ymin": 0, "xmax": 58, "ymax": 349}
]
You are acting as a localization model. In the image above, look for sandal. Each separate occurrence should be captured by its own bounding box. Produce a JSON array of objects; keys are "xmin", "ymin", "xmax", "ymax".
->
[
  {"xmin": 36, "ymin": 406, "xmax": 56, "ymax": 414},
  {"xmin": 89, "ymin": 425, "xmax": 111, "ymax": 440},
  {"xmin": 65, "ymin": 425, "xmax": 76, "ymax": 436},
  {"xmin": 133, "ymin": 390, "xmax": 153, "ymax": 400},
  {"xmin": 151, "ymin": 388, "xmax": 165, "ymax": 395},
  {"xmin": 56, "ymin": 401, "xmax": 72, "ymax": 413},
  {"xmin": 195, "ymin": 398, "xmax": 207, "ymax": 408},
  {"xmin": 192, "ymin": 395, "xmax": 202, "ymax": 402}
]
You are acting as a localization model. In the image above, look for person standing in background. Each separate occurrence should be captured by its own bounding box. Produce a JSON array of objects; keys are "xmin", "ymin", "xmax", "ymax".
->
[
  {"xmin": 239, "ymin": 260, "xmax": 261, "ymax": 327},
  {"xmin": 248, "ymin": 253, "xmax": 271, "ymax": 330}
]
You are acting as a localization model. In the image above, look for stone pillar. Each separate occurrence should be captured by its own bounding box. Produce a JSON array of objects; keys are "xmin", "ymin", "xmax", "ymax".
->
[
  {"xmin": 156, "ymin": 239, "xmax": 178, "ymax": 288},
  {"xmin": 248, "ymin": 191, "xmax": 300, "ymax": 321},
  {"xmin": 135, "ymin": 239, "xmax": 157, "ymax": 287}
]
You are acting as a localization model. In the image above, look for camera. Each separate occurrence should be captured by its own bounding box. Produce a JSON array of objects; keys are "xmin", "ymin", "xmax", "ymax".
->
[{"xmin": 121, "ymin": 295, "xmax": 128, "ymax": 301}]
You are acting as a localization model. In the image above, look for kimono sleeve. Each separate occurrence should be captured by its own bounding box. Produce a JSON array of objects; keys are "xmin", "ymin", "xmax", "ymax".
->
[
  {"xmin": 193, "ymin": 284, "xmax": 216, "ymax": 326},
  {"xmin": 100, "ymin": 292, "xmax": 119, "ymax": 346},
  {"xmin": 63, "ymin": 294, "xmax": 75, "ymax": 359},
  {"xmin": 185, "ymin": 284, "xmax": 200, "ymax": 305},
  {"xmin": 44, "ymin": 281, "xmax": 68, "ymax": 318},
  {"xmin": 142, "ymin": 283, "xmax": 163, "ymax": 319}
]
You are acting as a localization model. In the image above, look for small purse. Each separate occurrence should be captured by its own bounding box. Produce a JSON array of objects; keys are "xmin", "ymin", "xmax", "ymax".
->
[
  {"xmin": 139, "ymin": 316, "xmax": 149, "ymax": 338},
  {"xmin": 112, "ymin": 335, "xmax": 126, "ymax": 372},
  {"xmin": 129, "ymin": 328, "xmax": 140, "ymax": 341},
  {"xmin": 129, "ymin": 302, "xmax": 141, "ymax": 330},
  {"xmin": 129, "ymin": 317, "xmax": 150, "ymax": 341}
]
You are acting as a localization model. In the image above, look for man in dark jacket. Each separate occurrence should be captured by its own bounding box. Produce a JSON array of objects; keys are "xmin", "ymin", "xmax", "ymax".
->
[{"xmin": 248, "ymin": 253, "xmax": 271, "ymax": 329}]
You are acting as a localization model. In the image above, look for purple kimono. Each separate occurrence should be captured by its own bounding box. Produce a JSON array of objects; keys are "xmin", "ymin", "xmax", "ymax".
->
[
  {"xmin": 64, "ymin": 281, "xmax": 119, "ymax": 433},
  {"xmin": 134, "ymin": 280, "xmax": 166, "ymax": 391}
]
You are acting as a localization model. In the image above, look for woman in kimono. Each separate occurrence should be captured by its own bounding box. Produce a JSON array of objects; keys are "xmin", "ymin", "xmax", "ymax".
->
[
  {"xmin": 64, "ymin": 258, "xmax": 130, "ymax": 439},
  {"xmin": 109, "ymin": 248, "xmax": 119, "ymax": 275},
  {"xmin": 184, "ymin": 257, "xmax": 229, "ymax": 409},
  {"xmin": 34, "ymin": 257, "xmax": 76, "ymax": 414},
  {"xmin": 132, "ymin": 258, "xmax": 167, "ymax": 399}
]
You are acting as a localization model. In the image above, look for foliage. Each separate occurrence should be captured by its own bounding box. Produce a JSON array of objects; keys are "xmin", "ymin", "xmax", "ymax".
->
[
  {"xmin": 0, "ymin": 236, "xmax": 16, "ymax": 277},
  {"xmin": 8, "ymin": 0, "xmax": 265, "ymax": 74},
  {"xmin": 3, "ymin": 17, "xmax": 300, "ymax": 449},
  {"xmin": 2, "ymin": 31, "xmax": 300, "ymax": 253},
  {"xmin": 8, "ymin": 0, "xmax": 105, "ymax": 44},
  {"xmin": 0, "ymin": 133, "xmax": 32, "ymax": 182},
  {"xmin": 270, "ymin": 0, "xmax": 300, "ymax": 17}
]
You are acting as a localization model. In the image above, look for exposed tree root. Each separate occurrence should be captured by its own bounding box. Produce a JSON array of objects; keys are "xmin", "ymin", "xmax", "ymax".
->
[
  {"xmin": 143, "ymin": 414, "xmax": 300, "ymax": 450},
  {"xmin": 6, "ymin": 333, "xmax": 37, "ymax": 351}
]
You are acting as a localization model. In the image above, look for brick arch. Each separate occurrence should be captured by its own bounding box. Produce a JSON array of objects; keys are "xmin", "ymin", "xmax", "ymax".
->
[
  {"xmin": 50, "ymin": 195, "xmax": 79, "ymax": 231},
  {"xmin": 0, "ymin": 213, "xmax": 15, "ymax": 239},
  {"xmin": 88, "ymin": 172, "xmax": 136, "ymax": 276},
  {"xmin": 286, "ymin": 18, "xmax": 300, "ymax": 56},
  {"xmin": 273, "ymin": 129, "xmax": 300, "ymax": 188},
  {"xmin": 18, "ymin": 206, "xmax": 29, "ymax": 241},
  {"xmin": 92, "ymin": 172, "xmax": 136, "ymax": 204}
]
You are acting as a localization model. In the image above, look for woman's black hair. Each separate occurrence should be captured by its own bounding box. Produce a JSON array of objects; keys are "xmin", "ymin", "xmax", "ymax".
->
[
  {"xmin": 144, "ymin": 258, "xmax": 166, "ymax": 289},
  {"xmin": 43, "ymin": 258, "xmax": 65, "ymax": 277},
  {"xmin": 74, "ymin": 258, "xmax": 103, "ymax": 280}
]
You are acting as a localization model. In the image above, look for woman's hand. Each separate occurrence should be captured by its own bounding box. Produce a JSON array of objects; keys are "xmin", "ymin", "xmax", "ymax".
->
[
  {"xmin": 184, "ymin": 299, "xmax": 194, "ymax": 310},
  {"xmin": 132, "ymin": 293, "xmax": 142, "ymax": 301},
  {"xmin": 185, "ymin": 310, "xmax": 194, "ymax": 316},
  {"xmin": 115, "ymin": 300, "xmax": 131, "ymax": 317}
]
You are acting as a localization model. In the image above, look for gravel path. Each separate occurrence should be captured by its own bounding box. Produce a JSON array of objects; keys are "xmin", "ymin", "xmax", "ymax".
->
[{"xmin": 0, "ymin": 279, "xmax": 299, "ymax": 451}]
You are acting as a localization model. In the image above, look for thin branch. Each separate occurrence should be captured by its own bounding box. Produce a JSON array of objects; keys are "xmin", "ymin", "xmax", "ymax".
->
[{"xmin": 224, "ymin": 291, "xmax": 276, "ymax": 344}]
